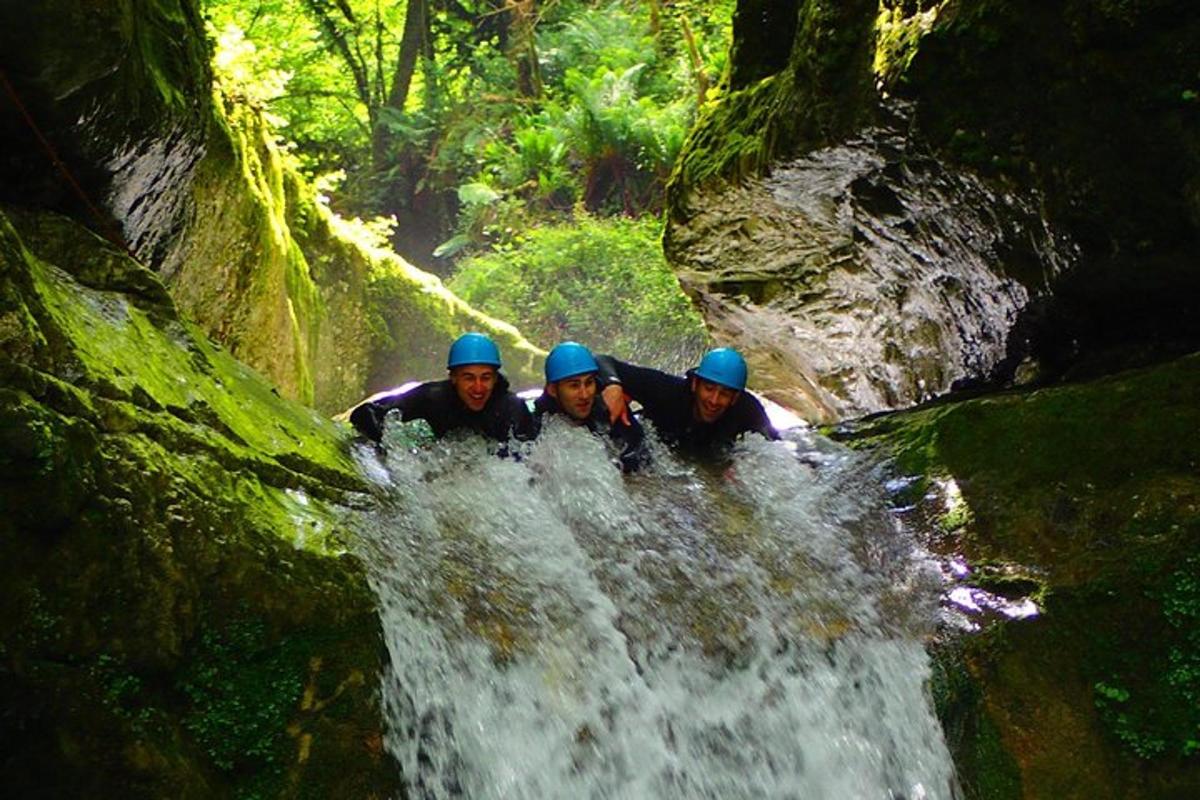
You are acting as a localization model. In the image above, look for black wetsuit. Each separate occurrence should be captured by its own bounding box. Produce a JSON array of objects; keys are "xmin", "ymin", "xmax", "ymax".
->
[
  {"xmin": 531, "ymin": 392, "xmax": 647, "ymax": 473},
  {"xmin": 349, "ymin": 373, "xmax": 535, "ymax": 444},
  {"xmin": 595, "ymin": 355, "xmax": 778, "ymax": 453}
]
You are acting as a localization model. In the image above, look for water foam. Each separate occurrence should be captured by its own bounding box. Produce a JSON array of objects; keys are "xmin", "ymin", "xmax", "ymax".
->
[{"xmin": 354, "ymin": 425, "xmax": 958, "ymax": 799}]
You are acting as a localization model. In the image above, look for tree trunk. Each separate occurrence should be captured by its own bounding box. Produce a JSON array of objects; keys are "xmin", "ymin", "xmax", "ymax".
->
[
  {"xmin": 678, "ymin": 14, "xmax": 709, "ymax": 106},
  {"xmin": 508, "ymin": 0, "xmax": 542, "ymax": 98},
  {"xmin": 373, "ymin": 0, "xmax": 428, "ymax": 167},
  {"xmin": 646, "ymin": 0, "xmax": 662, "ymax": 36},
  {"xmin": 302, "ymin": 0, "xmax": 372, "ymax": 109}
]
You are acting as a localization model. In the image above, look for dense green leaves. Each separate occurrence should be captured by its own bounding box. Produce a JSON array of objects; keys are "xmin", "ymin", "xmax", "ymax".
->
[
  {"xmin": 202, "ymin": 0, "xmax": 734, "ymax": 256},
  {"xmin": 202, "ymin": 1, "xmax": 732, "ymax": 358},
  {"xmin": 449, "ymin": 215, "xmax": 707, "ymax": 370}
]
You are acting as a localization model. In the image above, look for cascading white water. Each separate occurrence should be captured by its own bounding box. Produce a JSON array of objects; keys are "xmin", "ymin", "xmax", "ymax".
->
[{"xmin": 354, "ymin": 421, "xmax": 958, "ymax": 799}]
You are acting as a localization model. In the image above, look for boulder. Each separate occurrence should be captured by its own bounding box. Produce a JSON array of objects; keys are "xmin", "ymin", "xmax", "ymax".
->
[
  {"xmin": 0, "ymin": 206, "xmax": 399, "ymax": 797},
  {"xmin": 836, "ymin": 352, "xmax": 1200, "ymax": 798},
  {"xmin": 667, "ymin": 0, "xmax": 1200, "ymax": 420}
]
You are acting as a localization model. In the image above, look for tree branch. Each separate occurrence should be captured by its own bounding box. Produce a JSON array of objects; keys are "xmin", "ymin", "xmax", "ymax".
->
[{"xmin": 299, "ymin": 0, "xmax": 372, "ymax": 111}]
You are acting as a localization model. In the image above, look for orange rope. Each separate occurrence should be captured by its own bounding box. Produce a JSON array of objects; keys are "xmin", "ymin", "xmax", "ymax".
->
[{"xmin": 0, "ymin": 68, "xmax": 138, "ymax": 260}]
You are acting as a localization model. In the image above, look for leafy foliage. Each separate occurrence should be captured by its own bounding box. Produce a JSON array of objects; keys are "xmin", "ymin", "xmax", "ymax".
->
[
  {"xmin": 179, "ymin": 618, "xmax": 305, "ymax": 776},
  {"xmin": 204, "ymin": 1, "xmax": 372, "ymax": 174},
  {"xmin": 1093, "ymin": 554, "xmax": 1200, "ymax": 759},
  {"xmin": 202, "ymin": 0, "xmax": 735, "ymax": 260},
  {"xmin": 449, "ymin": 214, "xmax": 707, "ymax": 371}
]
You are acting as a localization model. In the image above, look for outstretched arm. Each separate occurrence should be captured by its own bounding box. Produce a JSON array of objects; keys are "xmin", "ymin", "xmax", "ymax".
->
[
  {"xmin": 595, "ymin": 354, "xmax": 680, "ymax": 423},
  {"xmin": 347, "ymin": 386, "xmax": 423, "ymax": 442},
  {"xmin": 743, "ymin": 394, "xmax": 780, "ymax": 441},
  {"xmin": 595, "ymin": 355, "xmax": 628, "ymax": 424},
  {"xmin": 349, "ymin": 402, "xmax": 386, "ymax": 442}
]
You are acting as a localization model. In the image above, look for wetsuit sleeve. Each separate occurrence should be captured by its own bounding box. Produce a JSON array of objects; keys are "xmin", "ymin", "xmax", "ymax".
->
[
  {"xmin": 595, "ymin": 354, "xmax": 621, "ymax": 388},
  {"xmin": 613, "ymin": 416, "xmax": 648, "ymax": 473},
  {"xmin": 595, "ymin": 355, "xmax": 680, "ymax": 413},
  {"xmin": 347, "ymin": 385, "xmax": 428, "ymax": 442},
  {"xmin": 743, "ymin": 395, "xmax": 780, "ymax": 441},
  {"xmin": 348, "ymin": 402, "xmax": 385, "ymax": 442},
  {"xmin": 510, "ymin": 394, "xmax": 539, "ymax": 441}
]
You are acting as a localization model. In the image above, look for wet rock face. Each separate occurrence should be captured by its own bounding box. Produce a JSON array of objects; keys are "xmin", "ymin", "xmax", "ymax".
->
[
  {"xmin": 104, "ymin": 120, "xmax": 208, "ymax": 270},
  {"xmin": 0, "ymin": 0, "xmax": 211, "ymax": 268},
  {"xmin": 671, "ymin": 0, "xmax": 1199, "ymax": 419},
  {"xmin": 837, "ymin": 353, "xmax": 1200, "ymax": 799},
  {"xmin": 669, "ymin": 122, "xmax": 1075, "ymax": 422},
  {"xmin": 897, "ymin": 0, "xmax": 1200, "ymax": 371},
  {"xmin": 0, "ymin": 208, "xmax": 399, "ymax": 798}
]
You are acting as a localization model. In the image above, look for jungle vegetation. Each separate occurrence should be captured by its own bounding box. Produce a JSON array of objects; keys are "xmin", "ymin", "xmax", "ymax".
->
[{"xmin": 201, "ymin": 0, "xmax": 730, "ymax": 358}]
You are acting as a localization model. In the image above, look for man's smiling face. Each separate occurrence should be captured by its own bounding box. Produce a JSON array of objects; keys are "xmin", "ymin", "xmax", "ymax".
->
[
  {"xmin": 691, "ymin": 377, "xmax": 738, "ymax": 424},
  {"xmin": 450, "ymin": 365, "xmax": 498, "ymax": 412}
]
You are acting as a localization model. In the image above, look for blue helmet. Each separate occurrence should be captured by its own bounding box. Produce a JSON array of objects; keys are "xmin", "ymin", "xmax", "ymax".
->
[
  {"xmin": 447, "ymin": 332, "xmax": 502, "ymax": 369},
  {"xmin": 544, "ymin": 342, "xmax": 599, "ymax": 383},
  {"xmin": 693, "ymin": 347, "xmax": 748, "ymax": 391}
]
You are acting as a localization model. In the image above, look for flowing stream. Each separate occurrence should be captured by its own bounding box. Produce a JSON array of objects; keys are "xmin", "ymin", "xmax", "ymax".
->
[{"xmin": 353, "ymin": 419, "xmax": 958, "ymax": 799}]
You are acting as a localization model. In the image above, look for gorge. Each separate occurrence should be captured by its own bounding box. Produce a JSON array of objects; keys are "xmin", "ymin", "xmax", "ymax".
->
[{"xmin": 2, "ymin": 1, "xmax": 1198, "ymax": 797}]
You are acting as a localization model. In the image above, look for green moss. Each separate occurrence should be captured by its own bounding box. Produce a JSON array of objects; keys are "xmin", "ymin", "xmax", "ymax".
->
[
  {"xmin": 895, "ymin": 0, "xmax": 1200, "ymax": 282},
  {"xmin": 122, "ymin": 0, "xmax": 209, "ymax": 113},
  {"xmin": 1089, "ymin": 553, "xmax": 1200, "ymax": 760},
  {"xmin": 670, "ymin": 73, "xmax": 792, "ymax": 198},
  {"xmin": 842, "ymin": 355, "xmax": 1200, "ymax": 576},
  {"xmin": 283, "ymin": 237, "xmax": 320, "ymax": 403},
  {"xmin": 171, "ymin": 88, "xmax": 545, "ymax": 410},
  {"xmin": 1, "ymin": 206, "xmax": 398, "ymax": 796},
  {"xmin": 178, "ymin": 617, "xmax": 304, "ymax": 776},
  {"xmin": 0, "ymin": 384, "xmax": 100, "ymax": 534},
  {"xmin": 6, "ymin": 210, "xmax": 357, "ymax": 481},
  {"xmin": 874, "ymin": 5, "xmax": 943, "ymax": 89},
  {"xmin": 967, "ymin": 712, "xmax": 1024, "ymax": 800},
  {"xmin": 209, "ymin": 98, "xmax": 328, "ymax": 407},
  {"xmin": 840, "ymin": 355, "xmax": 1200, "ymax": 793},
  {"xmin": 930, "ymin": 636, "xmax": 1023, "ymax": 800},
  {"xmin": 668, "ymin": 0, "xmax": 877, "ymax": 216},
  {"xmin": 86, "ymin": 653, "xmax": 158, "ymax": 734}
]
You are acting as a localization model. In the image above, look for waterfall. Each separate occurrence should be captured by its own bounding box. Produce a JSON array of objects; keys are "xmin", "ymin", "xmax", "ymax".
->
[{"xmin": 354, "ymin": 421, "xmax": 958, "ymax": 799}]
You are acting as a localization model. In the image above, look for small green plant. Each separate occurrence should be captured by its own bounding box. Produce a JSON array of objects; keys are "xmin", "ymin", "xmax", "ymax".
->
[
  {"xmin": 1093, "ymin": 680, "xmax": 1168, "ymax": 758},
  {"xmin": 1093, "ymin": 555, "xmax": 1200, "ymax": 760},
  {"xmin": 874, "ymin": 5, "xmax": 940, "ymax": 89},
  {"xmin": 24, "ymin": 587, "xmax": 61, "ymax": 646},
  {"xmin": 90, "ymin": 654, "xmax": 143, "ymax": 715},
  {"xmin": 1160, "ymin": 560, "xmax": 1200, "ymax": 719},
  {"xmin": 178, "ymin": 617, "xmax": 305, "ymax": 775},
  {"xmin": 1094, "ymin": 680, "xmax": 1130, "ymax": 703}
]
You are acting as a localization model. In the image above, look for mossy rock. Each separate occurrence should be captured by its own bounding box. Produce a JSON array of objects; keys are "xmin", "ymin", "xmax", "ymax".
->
[
  {"xmin": 667, "ymin": 0, "xmax": 878, "ymax": 220},
  {"xmin": 837, "ymin": 354, "xmax": 1200, "ymax": 797},
  {"xmin": 669, "ymin": 1, "xmax": 1199, "ymax": 409},
  {"xmin": 0, "ymin": 0, "xmax": 542, "ymax": 417},
  {"xmin": 0, "ymin": 207, "xmax": 399, "ymax": 798},
  {"xmin": 892, "ymin": 0, "xmax": 1200, "ymax": 366}
]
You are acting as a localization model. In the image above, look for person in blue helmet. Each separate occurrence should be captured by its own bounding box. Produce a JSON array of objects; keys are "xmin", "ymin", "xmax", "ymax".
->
[
  {"xmin": 595, "ymin": 347, "xmax": 777, "ymax": 453},
  {"xmin": 532, "ymin": 342, "xmax": 646, "ymax": 472},
  {"xmin": 349, "ymin": 332, "xmax": 535, "ymax": 444}
]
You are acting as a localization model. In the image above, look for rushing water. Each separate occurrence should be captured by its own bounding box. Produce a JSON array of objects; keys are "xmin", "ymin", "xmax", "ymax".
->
[{"xmin": 353, "ymin": 420, "xmax": 958, "ymax": 799}]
